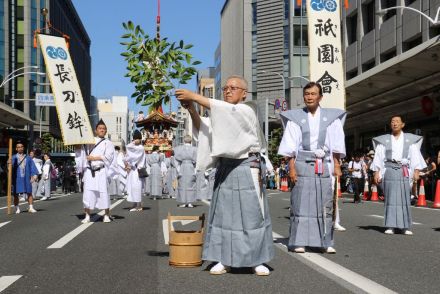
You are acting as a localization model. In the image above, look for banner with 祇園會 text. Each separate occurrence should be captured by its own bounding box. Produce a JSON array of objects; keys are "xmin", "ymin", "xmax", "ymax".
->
[
  {"xmin": 307, "ymin": 0, "xmax": 345, "ymax": 110},
  {"xmin": 38, "ymin": 34, "xmax": 94, "ymax": 145}
]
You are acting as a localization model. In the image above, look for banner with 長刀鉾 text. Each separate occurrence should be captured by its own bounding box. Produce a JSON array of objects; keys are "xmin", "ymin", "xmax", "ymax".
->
[
  {"xmin": 38, "ymin": 34, "xmax": 94, "ymax": 145},
  {"xmin": 307, "ymin": 0, "xmax": 345, "ymax": 110}
]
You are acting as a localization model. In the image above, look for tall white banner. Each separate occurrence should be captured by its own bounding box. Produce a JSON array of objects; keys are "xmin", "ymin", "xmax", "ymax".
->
[
  {"xmin": 38, "ymin": 34, "xmax": 94, "ymax": 145},
  {"xmin": 307, "ymin": 0, "xmax": 345, "ymax": 110}
]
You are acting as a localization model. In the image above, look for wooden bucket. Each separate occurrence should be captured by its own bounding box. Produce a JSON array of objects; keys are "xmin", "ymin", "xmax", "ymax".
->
[{"xmin": 168, "ymin": 213, "xmax": 205, "ymax": 267}]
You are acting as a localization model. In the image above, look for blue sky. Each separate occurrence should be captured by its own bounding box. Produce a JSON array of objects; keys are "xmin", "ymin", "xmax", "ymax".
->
[{"xmin": 71, "ymin": 0, "xmax": 225, "ymax": 114}]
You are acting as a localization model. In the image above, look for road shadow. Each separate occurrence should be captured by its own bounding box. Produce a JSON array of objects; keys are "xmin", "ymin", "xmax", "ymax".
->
[
  {"xmin": 357, "ymin": 225, "xmax": 384, "ymax": 233},
  {"xmin": 432, "ymin": 228, "xmax": 440, "ymax": 232},
  {"xmin": 203, "ymin": 262, "xmax": 273, "ymax": 274},
  {"xmin": 147, "ymin": 250, "xmax": 169, "ymax": 257},
  {"xmin": 123, "ymin": 206, "xmax": 151, "ymax": 211},
  {"xmin": 110, "ymin": 215, "xmax": 125, "ymax": 220}
]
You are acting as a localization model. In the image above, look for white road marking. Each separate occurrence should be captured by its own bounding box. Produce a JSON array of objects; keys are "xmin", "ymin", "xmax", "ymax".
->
[
  {"xmin": 272, "ymin": 232, "xmax": 397, "ymax": 294},
  {"xmin": 367, "ymin": 214, "xmax": 422, "ymax": 225},
  {"xmin": 0, "ymin": 193, "xmax": 72, "ymax": 210},
  {"xmin": 0, "ymin": 275, "xmax": 22, "ymax": 292},
  {"xmin": 0, "ymin": 221, "xmax": 11, "ymax": 229},
  {"xmin": 47, "ymin": 198, "xmax": 125, "ymax": 249}
]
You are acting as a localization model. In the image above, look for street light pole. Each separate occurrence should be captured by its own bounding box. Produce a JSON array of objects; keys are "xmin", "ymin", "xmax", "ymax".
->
[{"xmin": 376, "ymin": 5, "xmax": 440, "ymax": 25}]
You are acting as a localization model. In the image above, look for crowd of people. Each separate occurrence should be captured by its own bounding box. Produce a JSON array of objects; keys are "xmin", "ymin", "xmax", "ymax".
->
[{"xmin": 8, "ymin": 75, "xmax": 437, "ymax": 277}]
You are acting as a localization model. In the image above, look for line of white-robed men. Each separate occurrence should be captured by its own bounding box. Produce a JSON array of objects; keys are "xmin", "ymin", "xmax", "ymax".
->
[{"xmin": 74, "ymin": 123, "xmax": 217, "ymax": 222}]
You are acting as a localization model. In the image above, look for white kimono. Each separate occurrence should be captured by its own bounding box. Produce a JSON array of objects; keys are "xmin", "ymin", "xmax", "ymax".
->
[
  {"xmin": 371, "ymin": 132, "xmax": 426, "ymax": 185},
  {"xmin": 75, "ymin": 137, "xmax": 114, "ymax": 210},
  {"xmin": 197, "ymin": 99, "xmax": 274, "ymax": 267},
  {"xmin": 278, "ymin": 107, "xmax": 346, "ymax": 180},
  {"xmin": 125, "ymin": 142, "xmax": 146, "ymax": 203}
]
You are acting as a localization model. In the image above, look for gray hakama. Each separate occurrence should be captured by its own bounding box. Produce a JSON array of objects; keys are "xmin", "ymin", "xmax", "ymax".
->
[
  {"xmin": 195, "ymin": 170, "xmax": 209, "ymax": 200},
  {"xmin": 206, "ymin": 168, "xmax": 216, "ymax": 200},
  {"xmin": 279, "ymin": 107, "xmax": 346, "ymax": 249},
  {"xmin": 166, "ymin": 156, "xmax": 178, "ymax": 198},
  {"xmin": 202, "ymin": 157, "xmax": 274, "ymax": 267},
  {"xmin": 290, "ymin": 151, "xmax": 334, "ymax": 248},
  {"xmin": 383, "ymin": 162, "xmax": 412, "ymax": 229},
  {"xmin": 147, "ymin": 153, "xmax": 163, "ymax": 198},
  {"xmin": 372, "ymin": 133, "xmax": 425, "ymax": 230},
  {"xmin": 174, "ymin": 145, "xmax": 197, "ymax": 204}
]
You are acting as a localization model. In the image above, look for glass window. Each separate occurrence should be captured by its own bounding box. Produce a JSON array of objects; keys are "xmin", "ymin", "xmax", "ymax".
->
[
  {"xmin": 292, "ymin": 55, "xmax": 309, "ymax": 77},
  {"xmin": 17, "ymin": 77, "xmax": 24, "ymax": 91},
  {"xmin": 284, "ymin": 0, "xmax": 290, "ymax": 19},
  {"xmin": 362, "ymin": 1, "xmax": 375, "ymax": 33},
  {"xmin": 17, "ymin": 21, "xmax": 24, "ymax": 34},
  {"xmin": 293, "ymin": 25, "xmax": 308, "ymax": 46},
  {"xmin": 381, "ymin": 0, "xmax": 396, "ymax": 21},
  {"xmin": 17, "ymin": 48, "xmax": 24, "ymax": 63},
  {"xmin": 17, "ymin": 0, "xmax": 24, "ymax": 6},
  {"xmin": 347, "ymin": 14, "xmax": 358, "ymax": 45},
  {"xmin": 284, "ymin": 26, "xmax": 289, "ymax": 50}
]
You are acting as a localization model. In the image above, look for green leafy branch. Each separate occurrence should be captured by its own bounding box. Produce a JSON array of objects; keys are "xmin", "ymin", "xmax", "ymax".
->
[{"xmin": 120, "ymin": 21, "xmax": 201, "ymax": 109}]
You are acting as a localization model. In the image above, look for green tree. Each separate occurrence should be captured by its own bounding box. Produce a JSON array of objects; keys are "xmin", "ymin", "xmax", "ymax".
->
[
  {"xmin": 120, "ymin": 21, "xmax": 201, "ymax": 109},
  {"xmin": 268, "ymin": 127, "xmax": 284, "ymax": 166},
  {"xmin": 41, "ymin": 133, "xmax": 53, "ymax": 154}
]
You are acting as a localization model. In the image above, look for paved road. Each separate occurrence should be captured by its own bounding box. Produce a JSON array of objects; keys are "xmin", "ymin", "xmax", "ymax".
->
[{"xmin": 1, "ymin": 191, "xmax": 440, "ymax": 293}]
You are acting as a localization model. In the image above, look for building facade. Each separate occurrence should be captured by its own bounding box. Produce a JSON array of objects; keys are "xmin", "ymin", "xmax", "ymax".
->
[
  {"xmin": 97, "ymin": 96, "xmax": 131, "ymax": 146},
  {"xmin": 220, "ymin": 0, "xmax": 309, "ymax": 137},
  {"xmin": 196, "ymin": 67, "xmax": 215, "ymax": 116},
  {"xmin": 0, "ymin": 0, "xmax": 91, "ymax": 151},
  {"xmin": 343, "ymin": 0, "xmax": 440, "ymax": 154}
]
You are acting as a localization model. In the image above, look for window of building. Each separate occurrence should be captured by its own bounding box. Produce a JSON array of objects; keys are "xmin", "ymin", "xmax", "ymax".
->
[
  {"xmin": 404, "ymin": 0, "xmax": 416, "ymax": 6},
  {"xmin": 346, "ymin": 69, "xmax": 358, "ymax": 80},
  {"xmin": 292, "ymin": 55, "xmax": 309, "ymax": 77},
  {"xmin": 380, "ymin": 50, "xmax": 396, "ymax": 63},
  {"xmin": 284, "ymin": 0, "xmax": 290, "ymax": 19},
  {"xmin": 293, "ymin": 25, "xmax": 308, "ymax": 46},
  {"xmin": 17, "ymin": 48, "xmax": 24, "ymax": 63},
  {"xmin": 362, "ymin": 60, "xmax": 375, "ymax": 72},
  {"xmin": 294, "ymin": 5, "xmax": 306, "ymax": 16},
  {"xmin": 16, "ymin": 35, "xmax": 24, "ymax": 48},
  {"xmin": 362, "ymin": 1, "xmax": 375, "ymax": 34},
  {"xmin": 381, "ymin": 0, "xmax": 396, "ymax": 21},
  {"xmin": 17, "ymin": 20, "xmax": 24, "ymax": 34},
  {"xmin": 16, "ymin": 6, "xmax": 24, "ymax": 20},
  {"xmin": 347, "ymin": 13, "xmax": 358, "ymax": 45},
  {"xmin": 252, "ymin": 2, "xmax": 257, "ymax": 26},
  {"xmin": 284, "ymin": 26, "xmax": 289, "ymax": 50},
  {"xmin": 402, "ymin": 36, "xmax": 422, "ymax": 52}
]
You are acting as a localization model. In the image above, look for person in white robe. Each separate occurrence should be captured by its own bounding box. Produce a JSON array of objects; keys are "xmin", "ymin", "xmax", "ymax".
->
[
  {"xmin": 161, "ymin": 153, "xmax": 169, "ymax": 195},
  {"xmin": 36, "ymin": 153, "xmax": 53, "ymax": 201},
  {"xmin": 166, "ymin": 153, "xmax": 178, "ymax": 198},
  {"xmin": 116, "ymin": 147, "xmax": 128, "ymax": 196},
  {"xmin": 174, "ymin": 135, "xmax": 197, "ymax": 207},
  {"xmin": 75, "ymin": 119, "xmax": 114, "ymax": 223},
  {"xmin": 124, "ymin": 130, "xmax": 146, "ymax": 211},
  {"xmin": 108, "ymin": 146, "xmax": 121, "ymax": 200},
  {"xmin": 278, "ymin": 82, "xmax": 346, "ymax": 254},
  {"xmin": 371, "ymin": 115, "xmax": 426, "ymax": 235},
  {"xmin": 147, "ymin": 146, "xmax": 164, "ymax": 200},
  {"xmin": 176, "ymin": 75, "xmax": 274, "ymax": 276}
]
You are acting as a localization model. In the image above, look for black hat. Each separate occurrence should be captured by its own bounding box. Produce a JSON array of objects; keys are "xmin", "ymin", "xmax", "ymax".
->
[
  {"xmin": 96, "ymin": 118, "xmax": 106, "ymax": 129},
  {"xmin": 133, "ymin": 130, "xmax": 142, "ymax": 140}
]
